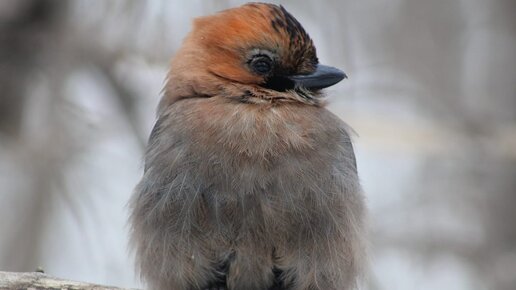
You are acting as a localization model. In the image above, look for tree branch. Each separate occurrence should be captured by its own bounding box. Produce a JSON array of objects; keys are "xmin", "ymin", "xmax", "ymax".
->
[{"xmin": 0, "ymin": 271, "xmax": 135, "ymax": 290}]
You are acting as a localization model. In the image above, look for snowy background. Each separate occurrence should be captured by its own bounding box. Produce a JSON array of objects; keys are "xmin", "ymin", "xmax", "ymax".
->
[{"xmin": 1, "ymin": 0, "xmax": 515, "ymax": 289}]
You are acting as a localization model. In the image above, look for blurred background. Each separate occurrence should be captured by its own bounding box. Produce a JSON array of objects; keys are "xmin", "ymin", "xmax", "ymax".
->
[{"xmin": 1, "ymin": 0, "xmax": 515, "ymax": 289}]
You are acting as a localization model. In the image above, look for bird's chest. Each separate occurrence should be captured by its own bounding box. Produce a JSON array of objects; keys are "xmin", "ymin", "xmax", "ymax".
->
[
  {"xmin": 171, "ymin": 99, "xmax": 333, "ymax": 236},
  {"xmin": 183, "ymin": 99, "xmax": 318, "ymax": 160},
  {"xmin": 194, "ymin": 137, "xmax": 325, "ymax": 242}
]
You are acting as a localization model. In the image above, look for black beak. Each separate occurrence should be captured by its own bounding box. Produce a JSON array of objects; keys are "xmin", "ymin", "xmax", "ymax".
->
[{"xmin": 288, "ymin": 64, "xmax": 347, "ymax": 90}]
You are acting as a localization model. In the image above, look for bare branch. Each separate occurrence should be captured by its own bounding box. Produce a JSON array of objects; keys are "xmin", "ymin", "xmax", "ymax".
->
[{"xmin": 0, "ymin": 271, "xmax": 136, "ymax": 290}]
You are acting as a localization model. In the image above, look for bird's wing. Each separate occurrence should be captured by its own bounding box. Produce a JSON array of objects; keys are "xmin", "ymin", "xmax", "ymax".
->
[{"xmin": 144, "ymin": 115, "xmax": 165, "ymax": 172}]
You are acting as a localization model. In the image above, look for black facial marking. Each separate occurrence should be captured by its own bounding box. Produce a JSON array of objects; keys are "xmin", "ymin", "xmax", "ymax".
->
[
  {"xmin": 263, "ymin": 75, "xmax": 296, "ymax": 92},
  {"xmin": 245, "ymin": 3, "xmax": 320, "ymax": 93}
]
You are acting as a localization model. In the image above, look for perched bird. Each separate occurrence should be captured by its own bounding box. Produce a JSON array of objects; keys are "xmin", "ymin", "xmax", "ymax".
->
[{"xmin": 130, "ymin": 3, "xmax": 365, "ymax": 290}]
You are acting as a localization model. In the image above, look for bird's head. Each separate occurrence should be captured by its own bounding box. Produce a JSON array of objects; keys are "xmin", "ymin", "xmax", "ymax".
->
[{"xmin": 162, "ymin": 3, "xmax": 346, "ymax": 108}]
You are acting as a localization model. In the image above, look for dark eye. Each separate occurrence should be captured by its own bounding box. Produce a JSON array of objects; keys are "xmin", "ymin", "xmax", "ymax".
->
[{"xmin": 250, "ymin": 55, "xmax": 273, "ymax": 75}]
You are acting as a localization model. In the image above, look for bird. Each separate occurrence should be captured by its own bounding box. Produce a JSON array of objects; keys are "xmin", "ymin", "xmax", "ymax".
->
[{"xmin": 129, "ymin": 3, "xmax": 366, "ymax": 290}]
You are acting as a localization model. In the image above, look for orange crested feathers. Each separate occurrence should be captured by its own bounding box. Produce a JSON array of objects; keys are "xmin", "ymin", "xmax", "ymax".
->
[
  {"xmin": 192, "ymin": 3, "xmax": 317, "ymax": 82},
  {"xmin": 161, "ymin": 3, "xmax": 319, "ymax": 109}
]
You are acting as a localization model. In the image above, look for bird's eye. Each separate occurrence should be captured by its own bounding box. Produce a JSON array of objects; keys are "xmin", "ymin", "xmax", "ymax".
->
[{"xmin": 250, "ymin": 55, "xmax": 273, "ymax": 75}]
